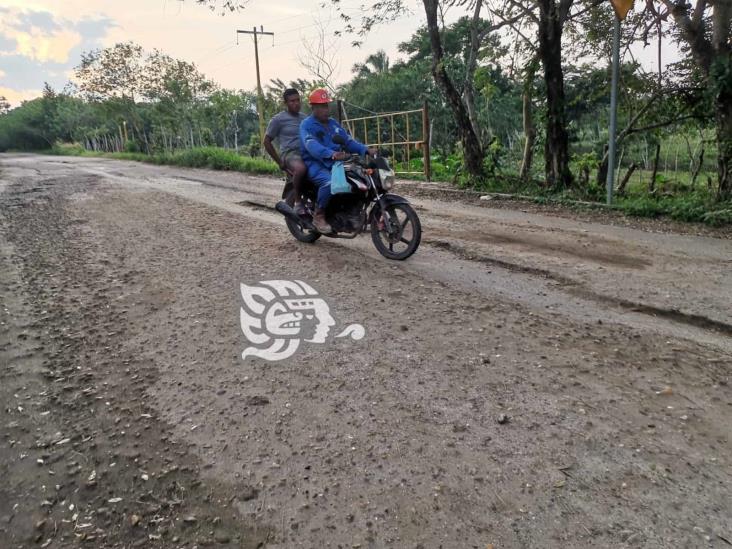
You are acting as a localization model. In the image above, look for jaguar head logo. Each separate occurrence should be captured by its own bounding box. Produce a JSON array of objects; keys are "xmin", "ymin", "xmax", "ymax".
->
[{"xmin": 240, "ymin": 280, "xmax": 359, "ymax": 361}]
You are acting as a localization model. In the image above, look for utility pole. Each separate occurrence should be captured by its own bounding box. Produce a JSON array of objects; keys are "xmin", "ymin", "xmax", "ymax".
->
[
  {"xmin": 237, "ymin": 26, "xmax": 274, "ymax": 151},
  {"xmin": 606, "ymin": 0, "xmax": 634, "ymax": 205},
  {"xmin": 606, "ymin": 14, "xmax": 620, "ymax": 206}
]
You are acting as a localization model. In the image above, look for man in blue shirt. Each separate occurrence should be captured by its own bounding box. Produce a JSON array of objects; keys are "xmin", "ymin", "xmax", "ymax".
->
[{"xmin": 300, "ymin": 88, "xmax": 375, "ymax": 233}]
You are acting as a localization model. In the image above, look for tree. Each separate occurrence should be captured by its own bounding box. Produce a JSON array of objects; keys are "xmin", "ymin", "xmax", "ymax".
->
[
  {"xmin": 659, "ymin": 0, "xmax": 732, "ymax": 200},
  {"xmin": 536, "ymin": 0, "xmax": 574, "ymax": 188},
  {"xmin": 76, "ymin": 42, "xmax": 146, "ymax": 102},
  {"xmin": 496, "ymin": 0, "xmax": 575, "ymax": 188},
  {"xmin": 0, "ymin": 96, "xmax": 10, "ymax": 115},
  {"xmin": 194, "ymin": 0, "xmax": 247, "ymax": 10},
  {"xmin": 187, "ymin": 0, "xmax": 503, "ymax": 179},
  {"xmin": 298, "ymin": 17, "xmax": 342, "ymax": 93},
  {"xmin": 352, "ymin": 50, "xmax": 391, "ymax": 77},
  {"xmin": 422, "ymin": 0, "xmax": 486, "ymax": 178}
]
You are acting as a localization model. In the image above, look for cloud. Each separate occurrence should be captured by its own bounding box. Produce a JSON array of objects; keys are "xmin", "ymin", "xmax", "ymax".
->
[
  {"xmin": 0, "ymin": 85, "xmax": 41, "ymax": 106},
  {"xmin": 0, "ymin": 54, "xmax": 61, "ymax": 90},
  {"xmin": 13, "ymin": 28, "xmax": 83, "ymax": 64},
  {"xmin": 0, "ymin": 7, "xmax": 115, "ymax": 104},
  {"xmin": 0, "ymin": 8, "xmax": 83, "ymax": 64}
]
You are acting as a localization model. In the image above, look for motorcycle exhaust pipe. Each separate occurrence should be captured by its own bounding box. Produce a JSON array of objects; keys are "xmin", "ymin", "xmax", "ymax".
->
[{"xmin": 275, "ymin": 201, "xmax": 314, "ymax": 230}]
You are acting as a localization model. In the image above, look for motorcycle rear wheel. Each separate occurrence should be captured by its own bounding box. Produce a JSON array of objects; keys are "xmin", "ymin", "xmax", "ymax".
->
[
  {"xmin": 371, "ymin": 203, "xmax": 421, "ymax": 260},
  {"xmin": 284, "ymin": 188, "xmax": 321, "ymax": 244}
]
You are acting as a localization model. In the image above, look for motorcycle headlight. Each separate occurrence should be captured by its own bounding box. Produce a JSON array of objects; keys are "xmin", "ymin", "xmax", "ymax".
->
[{"xmin": 379, "ymin": 169, "xmax": 395, "ymax": 190}]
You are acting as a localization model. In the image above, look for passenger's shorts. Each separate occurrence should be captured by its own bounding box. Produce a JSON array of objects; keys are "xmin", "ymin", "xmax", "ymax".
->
[{"xmin": 281, "ymin": 149, "xmax": 303, "ymax": 168}]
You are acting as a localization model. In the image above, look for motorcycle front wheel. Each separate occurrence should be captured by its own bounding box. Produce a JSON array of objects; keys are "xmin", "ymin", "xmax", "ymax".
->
[
  {"xmin": 284, "ymin": 188, "xmax": 321, "ymax": 244},
  {"xmin": 371, "ymin": 203, "xmax": 421, "ymax": 260}
]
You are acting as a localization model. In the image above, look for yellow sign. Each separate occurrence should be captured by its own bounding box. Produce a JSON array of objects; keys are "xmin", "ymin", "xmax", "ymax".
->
[{"xmin": 609, "ymin": 0, "xmax": 634, "ymax": 20}]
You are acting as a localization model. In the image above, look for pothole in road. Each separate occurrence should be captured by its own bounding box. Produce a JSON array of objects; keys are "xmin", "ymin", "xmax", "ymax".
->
[{"xmin": 236, "ymin": 200, "xmax": 275, "ymax": 212}]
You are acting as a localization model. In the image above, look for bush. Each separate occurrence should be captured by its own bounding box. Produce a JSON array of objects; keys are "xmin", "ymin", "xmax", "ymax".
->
[
  {"xmin": 50, "ymin": 142, "xmax": 86, "ymax": 155},
  {"xmin": 701, "ymin": 208, "xmax": 732, "ymax": 226},
  {"xmin": 47, "ymin": 144, "xmax": 280, "ymax": 177},
  {"xmin": 615, "ymin": 191, "xmax": 731, "ymax": 225},
  {"xmin": 124, "ymin": 139, "xmax": 141, "ymax": 153}
]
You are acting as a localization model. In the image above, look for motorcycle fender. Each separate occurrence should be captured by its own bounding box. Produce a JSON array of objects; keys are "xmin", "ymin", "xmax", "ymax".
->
[
  {"xmin": 380, "ymin": 193, "xmax": 410, "ymax": 206},
  {"xmin": 369, "ymin": 193, "xmax": 411, "ymax": 221}
]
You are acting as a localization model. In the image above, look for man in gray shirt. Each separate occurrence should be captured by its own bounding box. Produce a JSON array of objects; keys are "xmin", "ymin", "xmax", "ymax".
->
[{"xmin": 264, "ymin": 88, "xmax": 308, "ymax": 215}]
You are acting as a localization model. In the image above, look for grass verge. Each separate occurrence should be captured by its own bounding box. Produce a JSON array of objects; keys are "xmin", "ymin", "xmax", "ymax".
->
[
  {"xmin": 45, "ymin": 144, "xmax": 731, "ymax": 226},
  {"xmin": 48, "ymin": 143, "xmax": 280, "ymax": 176},
  {"xmin": 463, "ymin": 176, "xmax": 732, "ymax": 227}
]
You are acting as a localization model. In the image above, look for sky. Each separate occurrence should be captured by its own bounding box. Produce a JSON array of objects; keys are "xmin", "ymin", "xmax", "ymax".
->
[
  {"xmin": 0, "ymin": 0, "xmax": 676, "ymax": 107},
  {"xmin": 0, "ymin": 0, "xmax": 424, "ymax": 106}
]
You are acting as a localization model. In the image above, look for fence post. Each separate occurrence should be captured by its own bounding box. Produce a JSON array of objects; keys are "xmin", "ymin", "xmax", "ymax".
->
[
  {"xmin": 423, "ymin": 100, "xmax": 431, "ymax": 181},
  {"xmin": 337, "ymin": 100, "xmax": 343, "ymax": 124}
]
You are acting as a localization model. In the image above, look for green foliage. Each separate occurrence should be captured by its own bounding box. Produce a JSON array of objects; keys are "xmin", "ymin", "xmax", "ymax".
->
[
  {"xmin": 0, "ymin": 43, "xmax": 261, "ymax": 155},
  {"xmin": 48, "ymin": 145, "xmax": 280, "ymax": 175},
  {"xmin": 483, "ymin": 138, "xmax": 505, "ymax": 177},
  {"xmin": 0, "ymin": 96, "xmax": 55, "ymax": 150},
  {"xmin": 124, "ymin": 139, "xmax": 141, "ymax": 153},
  {"xmin": 50, "ymin": 142, "xmax": 86, "ymax": 155},
  {"xmin": 168, "ymin": 147, "xmax": 275, "ymax": 172},
  {"xmin": 615, "ymin": 191, "xmax": 732, "ymax": 225},
  {"xmin": 339, "ymin": 18, "xmax": 519, "ymax": 159},
  {"xmin": 3, "ymin": 16, "xmax": 729, "ymax": 225},
  {"xmin": 701, "ymin": 208, "xmax": 732, "ymax": 226}
]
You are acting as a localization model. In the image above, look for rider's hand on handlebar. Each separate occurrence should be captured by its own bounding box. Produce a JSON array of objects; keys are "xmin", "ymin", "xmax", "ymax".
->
[{"xmin": 331, "ymin": 151, "xmax": 347, "ymax": 161}]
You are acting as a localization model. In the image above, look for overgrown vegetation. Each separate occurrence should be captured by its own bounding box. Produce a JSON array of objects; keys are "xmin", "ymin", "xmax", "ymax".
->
[
  {"xmin": 49, "ymin": 143, "xmax": 279, "ymax": 175},
  {"xmin": 1, "ymin": 0, "xmax": 731, "ymax": 226}
]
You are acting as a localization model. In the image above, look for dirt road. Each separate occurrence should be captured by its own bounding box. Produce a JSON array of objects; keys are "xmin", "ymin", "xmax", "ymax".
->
[{"xmin": 1, "ymin": 153, "xmax": 730, "ymax": 549}]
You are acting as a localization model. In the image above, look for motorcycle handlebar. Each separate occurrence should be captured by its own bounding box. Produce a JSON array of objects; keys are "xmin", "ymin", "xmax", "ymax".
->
[{"xmin": 339, "ymin": 153, "xmax": 369, "ymax": 165}]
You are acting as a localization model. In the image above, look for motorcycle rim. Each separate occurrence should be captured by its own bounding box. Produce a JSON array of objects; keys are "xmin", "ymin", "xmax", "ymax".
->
[
  {"xmin": 370, "ymin": 203, "xmax": 421, "ymax": 260},
  {"xmin": 285, "ymin": 189, "xmax": 321, "ymax": 243}
]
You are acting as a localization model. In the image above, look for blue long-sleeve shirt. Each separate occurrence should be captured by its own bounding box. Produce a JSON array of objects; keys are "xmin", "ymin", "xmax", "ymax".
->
[{"xmin": 299, "ymin": 115, "xmax": 368, "ymax": 171}]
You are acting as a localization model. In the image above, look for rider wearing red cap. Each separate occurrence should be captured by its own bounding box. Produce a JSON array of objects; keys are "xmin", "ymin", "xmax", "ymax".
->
[{"xmin": 299, "ymin": 88, "xmax": 376, "ymax": 233}]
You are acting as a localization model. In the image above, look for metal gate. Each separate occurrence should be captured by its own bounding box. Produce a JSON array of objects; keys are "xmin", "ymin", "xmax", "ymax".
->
[{"xmin": 337, "ymin": 101, "xmax": 431, "ymax": 181}]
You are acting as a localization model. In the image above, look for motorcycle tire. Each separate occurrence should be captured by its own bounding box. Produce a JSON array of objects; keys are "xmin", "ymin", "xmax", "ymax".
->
[
  {"xmin": 284, "ymin": 188, "xmax": 321, "ymax": 244},
  {"xmin": 371, "ymin": 203, "xmax": 421, "ymax": 260}
]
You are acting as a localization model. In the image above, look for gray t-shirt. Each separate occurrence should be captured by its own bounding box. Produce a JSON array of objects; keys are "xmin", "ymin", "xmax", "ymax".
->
[{"xmin": 265, "ymin": 111, "xmax": 307, "ymax": 153}]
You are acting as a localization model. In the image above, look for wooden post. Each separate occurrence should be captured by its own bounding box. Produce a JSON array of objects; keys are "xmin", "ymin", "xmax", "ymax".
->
[
  {"xmin": 390, "ymin": 115, "xmax": 396, "ymax": 167},
  {"xmin": 406, "ymin": 112, "xmax": 411, "ymax": 171},
  {"xmin": 376, "ymin": 115, "xmax": 382, "ymax": 150}
]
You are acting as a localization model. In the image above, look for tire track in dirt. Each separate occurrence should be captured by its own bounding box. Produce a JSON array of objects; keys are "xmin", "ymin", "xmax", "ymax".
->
[{"xmin": 424, "ymin": 237, "xmax": 732, "ymax": 338}]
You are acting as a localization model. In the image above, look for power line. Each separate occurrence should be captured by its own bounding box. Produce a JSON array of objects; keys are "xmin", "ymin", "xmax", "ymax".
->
[
  {"xmin": 277, "ymin": 21, "xmax": 320, "ymax": 36},
  {"xmin": 195, "ymin": 42, "xmax": 237, "ymax": 65},
  {"xmin": 268, "ymin": 33, "xmax": 323, "ymax": 49}
]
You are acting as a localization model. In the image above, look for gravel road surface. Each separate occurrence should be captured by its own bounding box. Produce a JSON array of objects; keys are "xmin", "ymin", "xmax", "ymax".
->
[{"xmin": 1, "ymin": 153, "xmax": 730, "ymax": 548}]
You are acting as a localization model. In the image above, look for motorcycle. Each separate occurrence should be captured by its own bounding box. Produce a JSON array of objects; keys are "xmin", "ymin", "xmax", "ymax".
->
[{"xmin": 275, "ymin": 135, "xmax": 421, "ymax": 260}]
